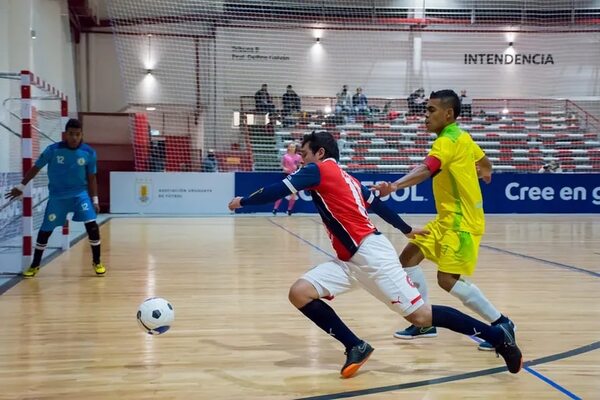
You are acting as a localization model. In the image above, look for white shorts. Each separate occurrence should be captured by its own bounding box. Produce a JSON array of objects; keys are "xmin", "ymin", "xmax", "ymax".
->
[{"xmin": 301, "ymin": 233, "xmax": 425, "ymax": 317}]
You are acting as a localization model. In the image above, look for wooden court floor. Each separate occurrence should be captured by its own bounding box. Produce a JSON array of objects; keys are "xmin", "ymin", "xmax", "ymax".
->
[{"xmin": 0, "ymin": 215, "xmax": 599, "ymax": 400}]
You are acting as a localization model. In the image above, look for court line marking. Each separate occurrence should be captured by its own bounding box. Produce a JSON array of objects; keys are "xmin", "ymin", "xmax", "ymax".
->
[
  {"xmin": 293, "ymin": 342, "xmax": 599, "ymax": 400},
  {"xmin": 524, "ymin": 366, "xmax": 582, "ymax": 400},
  {"xmin": 267, "ymin": 219, "xmax": 595, "ymax": 400},
  {"xmin": 469, "ymin": 336, "xmax": 582, "ymax": 400},
  {"xmin": 0, "ymin": 217, "xmax": 112, "ymax": 296},
  {"xmin": 480, "ymin": 244, "xmax": 600, "ymax": 278}
]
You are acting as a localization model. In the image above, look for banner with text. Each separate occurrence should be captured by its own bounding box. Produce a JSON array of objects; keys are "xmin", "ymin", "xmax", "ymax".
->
[
  {"xmin": 235, "ymin": 173, "xmax": 600, "ymax": 214},
  {"xmin": 110, "ymin": 172, "xmax": 235, "ymax": 214}
]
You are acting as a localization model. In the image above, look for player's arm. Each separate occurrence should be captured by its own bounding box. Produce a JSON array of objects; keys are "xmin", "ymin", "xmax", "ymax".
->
[
  {"xmin": 372, "ymin": 137, "xmax": 449, "ymax": 196},
  {"xmin": 371, "ymin": 161, "xmax": 435, "ymax": 197},
  {"xmin": 228, "ymin": 163, "xmax": 320, "ymax": 210},
  {"xmin": 4, "ymin": 166, "xmax": 42, "ymax": 200},
  {"xmin": 87, "ymin": 173, "xmax": 100, "ymax": 212},
  {"xmin": 4, "ymin": 146, "xmax": 53, "ymax": 200},
  {"xmin": 86, "ymin": 150, "xmax": 100, "ymax": 212},
  {"xmin": 474, "ymin": 142, "xmax": 492, "ymax": 184},
  {"xmin": 361, "ymin": 186, "xmax": 428, "ymax": 239}
]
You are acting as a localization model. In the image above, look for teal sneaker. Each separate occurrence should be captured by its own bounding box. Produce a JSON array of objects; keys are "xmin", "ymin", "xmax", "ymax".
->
[{"xmin": 394, "ymin": 325, "xmax": 438, "ymax": 340}]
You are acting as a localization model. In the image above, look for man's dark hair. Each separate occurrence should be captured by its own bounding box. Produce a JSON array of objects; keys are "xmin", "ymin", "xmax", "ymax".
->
[
  {"xmin": 65, "ymin": 118, "xmax": 82, "ymax": 131},
  {"xmin": 430, "ymin": 89, "xmax": 461, "ymax": 119},
  {"xmin": 301, "ymin": 130, "xmax": 339, "ymax": 161},
  {"xmin": 286, "ymin": 84, "xmax": 293, "ymax": 89}
]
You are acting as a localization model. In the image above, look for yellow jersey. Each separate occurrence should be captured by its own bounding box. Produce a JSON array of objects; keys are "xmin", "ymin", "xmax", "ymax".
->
[{"xmin": 428, "ymin": 123, "xmax": 485, "ymax": 234}]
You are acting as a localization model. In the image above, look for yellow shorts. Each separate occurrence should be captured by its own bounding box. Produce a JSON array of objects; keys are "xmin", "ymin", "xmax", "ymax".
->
[{"xmin": 410, "ymin": 220, "xmax": 481, "ymax": 276}]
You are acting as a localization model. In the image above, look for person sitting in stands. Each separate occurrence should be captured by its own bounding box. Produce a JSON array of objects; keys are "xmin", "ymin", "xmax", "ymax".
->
[
  {"xmin": 201, "ymin": 149, "xmax": 218, "ymax": 172},
  {"xmin": 407, "ymin": 88, "xmax": 426, "ymax": 116},
  {"xmin": 538, "ymin": 160, "xmax": 562, "ymax": 173},
  {"xmin": 352, "ymin": 87, "xmax": 369, "ymax": 114},
  {"xmin": 255, "ymin": 84, "xmax": 275, "ymax": 114},
  {"xmin": 460, "ymin": 90, "xmax": 472, "ymax": 117},
  {"xmin": 282, "ymin": 85, "xmax": 301, "ymax": 116},
  {"xmin": 335, "ymin": 85, "xmax": 351, "ymax": 115}
]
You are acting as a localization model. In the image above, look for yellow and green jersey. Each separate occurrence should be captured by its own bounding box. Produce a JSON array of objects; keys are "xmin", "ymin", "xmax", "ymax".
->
[{"xmin": 428, "ymin": 122, "xmax": 485, "ymax": 234}]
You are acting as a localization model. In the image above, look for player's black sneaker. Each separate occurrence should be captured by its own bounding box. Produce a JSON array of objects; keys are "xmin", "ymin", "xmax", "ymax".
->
[
  {"xmin": 479, "ymin": 318, "xmax": 516, "ymax": 351},
  {"xmin": 340, "ymin": 341, "xmax": 374, "ymax": 378},
  {"xmin": 494, "ymin": 322, "xmax": 523, "ymax": 373}
]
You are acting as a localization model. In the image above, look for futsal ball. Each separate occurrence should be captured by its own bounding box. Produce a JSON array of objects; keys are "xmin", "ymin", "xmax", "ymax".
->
[{"xmin": 136, "ymin": 297, "xmax": 174, "ymax": 335}]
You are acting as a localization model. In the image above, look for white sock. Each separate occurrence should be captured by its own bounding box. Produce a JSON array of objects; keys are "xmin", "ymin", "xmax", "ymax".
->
[
  {"xmin": 404, "ymin": 265, "xmax": 428, "ymax": 303},
  {"xmin": 449, "ymin": 279, "xmax": 501, "ymax": 323}
]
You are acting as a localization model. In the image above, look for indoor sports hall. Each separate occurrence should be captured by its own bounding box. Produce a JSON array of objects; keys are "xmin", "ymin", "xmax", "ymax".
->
[{"xmin": 0, "ymin": 1, "xmax": 599, "ymax": 399}]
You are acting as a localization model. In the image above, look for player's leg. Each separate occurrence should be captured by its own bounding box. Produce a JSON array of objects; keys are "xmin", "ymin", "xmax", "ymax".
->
[
  {"xmin": 436, "ymin": 230, "xmax": 513, "ymax": 350},
  {"xmin": 72, "ymin": 193, "xmax": 105, "ymax": 275},
  {"xmin": 346, "ymin": 236, "xmax": 521, "ymax": 374},
  {"xmin": 291, "ymin": 260, "xmax": 373, "ymax": 378},
  {"xmin": 394, "ymin": 220, "xmax": 439, "ymax": 339},
  {"xmin": 272, "ymin": 198, "xmax": 283, "ymax": 215},
  {"xmin": 287, "ymin": 193, "xmax": 297, "ymax": 215},
  {"xmin": 406, "ymin": 304, "xmax": 522, "ymax": 373},
  {"xmin": 23, "ymin": 198, "xmax": 68, "ymax": 277},
  {"xmin": 24, "ymin": 231, "xmax": 53, "ymax": 278}
]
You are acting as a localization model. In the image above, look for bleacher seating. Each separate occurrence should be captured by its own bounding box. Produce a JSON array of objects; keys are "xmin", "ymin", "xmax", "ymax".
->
[{"xmin": 242, "ymin": 97, "xmax": 600, "ymax": 173}]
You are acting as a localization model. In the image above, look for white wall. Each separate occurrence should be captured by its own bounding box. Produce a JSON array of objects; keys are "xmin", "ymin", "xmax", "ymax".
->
[
  {"xmin": 216, "ymin": 27, "xmax": 600, "ymax": 99},
  {"xmin": 0, "ymin": 0, "xmax": 78, "ymax": 172},
  {"xmin": 421, "ymin": 31, "xmax": 600, "ymax": 98},
  {"xmin": 80, "ymin": 32, "xmax": 126, "ymax": 112},
  {"xmin": 0, "ymin": 0, "xmax": 11, "ymax": 172}
]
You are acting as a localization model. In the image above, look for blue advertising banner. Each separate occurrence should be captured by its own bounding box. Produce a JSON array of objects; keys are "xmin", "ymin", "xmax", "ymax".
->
[{"xmin": 235, "ymin": 172, "xmax": 600, "ymax": 214}]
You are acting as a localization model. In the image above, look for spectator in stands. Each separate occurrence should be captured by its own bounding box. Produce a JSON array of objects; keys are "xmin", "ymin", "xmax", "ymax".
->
[
  {"xmin": 282, "ymin": 85, "xmax": 301, "ymax": 127},
  {"xmin": 282, "ymin": 85, "xmax": 301, "ymax": 116},
  {"xmin": 255, "ymin": 84, "xmax": 275, "ymax": 114},
  {"xmin": 272, "ymin": 142, "xmax": 302, "ymax": 215},
  {"xmin": 538, "ymin": 161, "xmax": 562, "ymax": 173},
  {"xmin": 460, "ymin": 90, "xmax": 472, "ymax": 117},
  {"xmin": 407, "ymin": 88, "xmax": 426, "ymax": 116},
  {"xmin": 335, "ymin": 84, "xmax": 351, "ymax": 115},
  {"xmin": 352, "ymin": 87, "xmax": 369, "ymax": 114},
  {"xmin": 201, "ymin": 149, "xmax": 218, "ymax": 172},
  {"xmin": 150, "ymin": 140, "xmax": 165, "ymax": 172},
  {"xmin": 383, "ymin": 101, "xmax": 400, "ymax": 121}
]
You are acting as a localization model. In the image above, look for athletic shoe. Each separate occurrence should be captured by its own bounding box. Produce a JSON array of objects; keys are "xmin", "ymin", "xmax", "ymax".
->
[
  {"xmin": 494, "ymin": 322, "xmax": 523, "ymax": 374},
  {"xmin": 340, "ymin": 341, "xmax": 374, "ymax": 378},
  {"xmin": 479, "ymin": 318, "xmax": 516, "ymax": 351},
  {"xmin": 22, "ymin": 266, "xmax": 40, "ymax": 278},
  {"xmin": 93, "ymin": 262, "xmax": 106, "ymax": 275},
  {"xmin": 393, "ymin": 325, "xmax": 438, "ymax": 339}
]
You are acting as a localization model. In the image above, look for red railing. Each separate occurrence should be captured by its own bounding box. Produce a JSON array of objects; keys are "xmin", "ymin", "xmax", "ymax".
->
[{"xmin": 565, "ymin": 99, "xmax": 600, "ymax": 136}]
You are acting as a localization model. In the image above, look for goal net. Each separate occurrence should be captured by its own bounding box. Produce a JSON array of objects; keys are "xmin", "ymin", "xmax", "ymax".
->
[
  {"xmin": 106, "ymin": 0, "xmax": 600, "ymax": 174},
  {"xmin": 0, "ymin": 72, "xmax": 68, "ymax": 274}
]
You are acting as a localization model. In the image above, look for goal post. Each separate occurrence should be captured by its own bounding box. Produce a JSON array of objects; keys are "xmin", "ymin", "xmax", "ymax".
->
[{"xmin": 0, "ymin": 70, "xmax": 70, "ymax": 274}]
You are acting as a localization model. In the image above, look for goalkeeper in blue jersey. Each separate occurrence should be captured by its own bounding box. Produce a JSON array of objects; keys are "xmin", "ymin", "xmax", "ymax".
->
[{"xmin": 5, "ymin": 119, "xmax": 105, "ymax": 277}]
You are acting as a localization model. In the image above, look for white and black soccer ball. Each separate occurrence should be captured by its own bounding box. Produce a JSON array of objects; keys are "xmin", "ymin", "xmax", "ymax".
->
[{"xmin": 136, "ymin": 297, "xmax": 174, "ymax": 335}]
